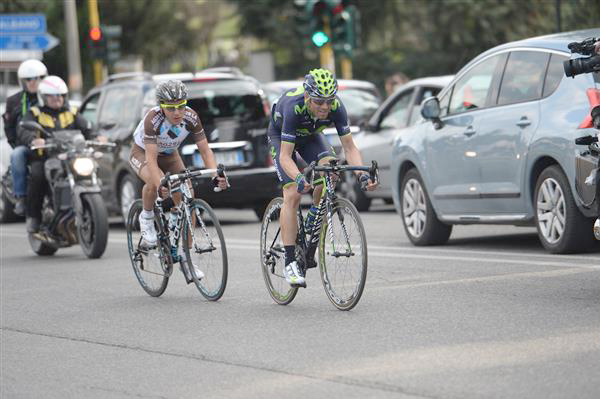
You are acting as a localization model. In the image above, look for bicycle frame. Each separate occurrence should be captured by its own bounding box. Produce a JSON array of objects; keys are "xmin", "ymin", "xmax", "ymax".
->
[
  {"xmin": 296, "ymin": 163, "xmax": 369, "ymax": 274},
  {"xmin": 154, "ymin": 172, "xmax": 217, "ymax": 265}
]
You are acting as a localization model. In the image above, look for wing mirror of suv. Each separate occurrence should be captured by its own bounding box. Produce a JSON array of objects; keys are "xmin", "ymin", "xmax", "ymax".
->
[{"xmin": 421, "ymin": 96, "xmax": 443, "ymax": 129}]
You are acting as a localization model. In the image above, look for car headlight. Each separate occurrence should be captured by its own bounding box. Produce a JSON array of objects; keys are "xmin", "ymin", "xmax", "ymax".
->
[{"xmin": 72, "ymin": 157, "xmax": 95, "ymax": 176}]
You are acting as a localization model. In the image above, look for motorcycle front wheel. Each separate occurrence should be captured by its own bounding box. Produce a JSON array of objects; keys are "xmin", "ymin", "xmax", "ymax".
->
[{"xmin": 77, "ymin": 193, "xmax": 109, "ymax": 259}]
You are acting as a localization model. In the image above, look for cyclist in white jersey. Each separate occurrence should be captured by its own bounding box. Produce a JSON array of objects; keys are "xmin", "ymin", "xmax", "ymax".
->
[{"xmin": 129, "ymin": 80, "xmax": 228, "ymax": 266}]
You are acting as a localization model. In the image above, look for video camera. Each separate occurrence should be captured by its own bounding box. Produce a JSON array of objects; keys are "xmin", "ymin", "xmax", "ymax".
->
[{"xmin": 563, "ymin": 37, "xmax": 600, "ymax": 77}]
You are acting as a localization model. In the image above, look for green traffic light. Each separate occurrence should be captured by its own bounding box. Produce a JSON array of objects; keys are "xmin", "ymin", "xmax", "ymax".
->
[{"xmin": 311, "ymin": 31, "xmax": 329, "ymax": 47}]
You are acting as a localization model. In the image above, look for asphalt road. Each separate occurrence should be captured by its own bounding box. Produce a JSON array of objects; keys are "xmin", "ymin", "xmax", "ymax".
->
[{"xmin": 2, "ymin": 202, "xmax": 600, "ymax": 399}]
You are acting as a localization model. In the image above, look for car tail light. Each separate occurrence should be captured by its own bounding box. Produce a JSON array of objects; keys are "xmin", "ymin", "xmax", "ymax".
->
[{"xmin": 579, "ymin": 88, "xmax": 600, "ymax": 128}]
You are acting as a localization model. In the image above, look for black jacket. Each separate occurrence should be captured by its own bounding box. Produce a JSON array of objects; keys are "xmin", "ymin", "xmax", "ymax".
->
[
  {"xmin": 16, "ymin": 104, "xmax": 95, "ymax": 149},
  {"xmin": 2, "ymin": 90, "xmax": 38, "ymax": 148}
]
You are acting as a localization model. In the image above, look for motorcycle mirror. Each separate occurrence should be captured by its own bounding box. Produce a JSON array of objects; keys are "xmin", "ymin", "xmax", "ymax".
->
[
  {"xmin": 20, "ymin": 120, "xmax": 49, "ymax": 136},
  {"xmin": 73, "ymin": 133, "xmax": 86, "ymax": 150}
]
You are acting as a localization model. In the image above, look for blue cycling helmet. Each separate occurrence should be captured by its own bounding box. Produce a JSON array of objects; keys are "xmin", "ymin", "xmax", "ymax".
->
[{"xmin": 303, "ymin": 68, "xmax": 337, "ymax": 99}]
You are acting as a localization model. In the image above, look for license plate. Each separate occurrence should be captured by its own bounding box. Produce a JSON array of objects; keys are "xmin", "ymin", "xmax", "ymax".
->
[{"xmin": 193, "ymin": 150, "xmax": 244, "ymax": 168}]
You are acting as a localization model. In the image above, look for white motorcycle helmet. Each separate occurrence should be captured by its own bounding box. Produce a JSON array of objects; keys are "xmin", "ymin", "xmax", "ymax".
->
[
  {"xmin": 37, "ymin": 75, "xmax": 69, "ymax": 107},
  {"xmin": 17, "ymin": 59, "xmax": 48, "ymax": 89}
]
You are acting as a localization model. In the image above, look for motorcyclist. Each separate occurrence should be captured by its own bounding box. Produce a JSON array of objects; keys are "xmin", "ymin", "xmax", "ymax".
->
[
  {"xmin": 1, "ymin": 59, "xmax": 48, "ymax": 215},
  {"xmin": 16, "ymin": 75, "xmax": 97, "ymax": 233}
]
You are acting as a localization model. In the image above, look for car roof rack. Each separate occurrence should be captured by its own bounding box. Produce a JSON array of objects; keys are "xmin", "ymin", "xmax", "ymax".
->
[{"xmin": 102, "ymin": 72, "xmax": 152, "ymax": 85}]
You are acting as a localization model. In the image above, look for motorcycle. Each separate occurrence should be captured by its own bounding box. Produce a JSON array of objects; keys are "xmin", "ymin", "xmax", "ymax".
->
[
  {"xmin": 21, "ymin": 121, "xmax": 114, "ymax": 258},
  {"xmin": 0, "ymin": 165, "xmax": 23, "ymax": 223},
  {"xmin": 575, "ymin": 105, "xmax": 600, "ymax": 241}
]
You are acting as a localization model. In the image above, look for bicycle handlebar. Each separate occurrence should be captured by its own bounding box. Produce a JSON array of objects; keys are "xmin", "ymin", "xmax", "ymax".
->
[
  {"xmin": 305, "ymin": 159, "xmax": 379, "ymax": 192},
  {"xmin": 158, "ymin": 164, "xmax": 229, "ymax": 194}
]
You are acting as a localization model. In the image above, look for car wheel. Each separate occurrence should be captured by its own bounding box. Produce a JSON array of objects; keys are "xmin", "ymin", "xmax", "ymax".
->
[
  {"xmin": 400, "ymin": 168, "xmax": 452, "ymax": 245},
  {"xmin": 119, "ymin": 174, "xmax": 143, "ymax": 225},
  {"xmin": 534, "ymin": 165, "xmax": 594, "ymax": 253},
  {"xmin": 0, "ymin": 184, "xmax": 18, "ymax": 223},
  {"xmin": 339, "ymin": 170, "xmax": 371, "ymax": 212}
]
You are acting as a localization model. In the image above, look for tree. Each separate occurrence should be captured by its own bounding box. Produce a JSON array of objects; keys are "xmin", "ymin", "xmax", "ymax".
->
[{"xmin": 230, "ymin": 0, "xmax": 600, "ymax": 93}]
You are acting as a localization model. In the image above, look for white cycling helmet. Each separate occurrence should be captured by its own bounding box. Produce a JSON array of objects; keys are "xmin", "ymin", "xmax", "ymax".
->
[
  {"xmin": 37, "ymin": 75, "xmax": 69, "ymax": 107},
  {"xmin": 17, "ymin": 59, "xmax": 48, "ymax": 88}
]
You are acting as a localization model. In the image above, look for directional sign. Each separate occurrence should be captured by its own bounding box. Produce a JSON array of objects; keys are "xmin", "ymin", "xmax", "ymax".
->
[
  {"xmin": 0, "ymin": 32, "xmax": 59, "ymax": 51},
  {"xmin": 0, "ymin": 14, "xmax": 59, "ymax": 54},
  {"xmin": 0, "ymin": 14, "xmax": 46, "ymax": 34}
]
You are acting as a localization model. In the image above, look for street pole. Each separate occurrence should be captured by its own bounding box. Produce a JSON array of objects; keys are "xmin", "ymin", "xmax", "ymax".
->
[
  {"xmin": 340, "ymin": 57, "xmax": 352, "ymax": 79},
  {"xmin": 320, "ymin": 15, "xmax": 335, "ymax": 73},
  {"xmin": 64, "ymin": 0, "xmax": 83, "ymax": 99},
  {"xmin": 88, "ymin": 0, "xmax": 103, "ymax": 85}
]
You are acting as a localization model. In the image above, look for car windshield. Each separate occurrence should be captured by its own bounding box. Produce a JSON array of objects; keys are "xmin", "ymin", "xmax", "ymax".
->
[
  {"xmin": 185, "ymin": 80, "xmax": 266, "ymax": 142},
  {"xmin": 336, "ymin": 88, "xmax": 381, "ymax": 125}
]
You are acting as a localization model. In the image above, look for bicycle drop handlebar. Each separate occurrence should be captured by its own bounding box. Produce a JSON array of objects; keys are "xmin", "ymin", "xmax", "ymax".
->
[
  {"xmin": 158, "ymin": 163, "xmax": 229, "ymax": 194},
  {"xmin": 304, "ymin": 159, "xmax": 379, "ymax": 191}
]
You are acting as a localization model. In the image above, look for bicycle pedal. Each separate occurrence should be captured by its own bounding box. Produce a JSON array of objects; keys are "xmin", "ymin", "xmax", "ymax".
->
[{"xmin": 291, "ymin": 281, "xmax": 307, "ymax": 288}]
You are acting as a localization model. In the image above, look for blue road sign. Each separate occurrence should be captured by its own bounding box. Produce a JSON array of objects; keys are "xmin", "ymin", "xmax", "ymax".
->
[
  {"xmin": 0, "ymin": 32, "xmax": 59, "ymax": 51},
  {"xmin": 0, "ymin": 14, "xmax": 46, "ymax": 34}
]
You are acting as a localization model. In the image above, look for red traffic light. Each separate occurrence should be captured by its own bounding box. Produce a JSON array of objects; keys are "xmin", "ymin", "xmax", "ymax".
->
[{"xmin": 89, "ymin": 27, "xmax": 103, "ymax": 41}]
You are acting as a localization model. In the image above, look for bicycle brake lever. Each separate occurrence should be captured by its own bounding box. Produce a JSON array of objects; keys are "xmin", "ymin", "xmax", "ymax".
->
[{"xmin": 213, "ymin": 163, "xmax": 230, "ymax": 192}]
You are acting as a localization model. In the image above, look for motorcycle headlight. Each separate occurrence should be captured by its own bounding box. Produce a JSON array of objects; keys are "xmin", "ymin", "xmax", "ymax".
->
[{"xmin": 72, "ymin": 157, "xmax": 95, "ymax": 176}]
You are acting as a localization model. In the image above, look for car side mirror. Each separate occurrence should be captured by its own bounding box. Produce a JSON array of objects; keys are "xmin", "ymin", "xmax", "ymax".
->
[{"xmin": 421, "ymin": 96, "xmax": 443, "ymax": 129}]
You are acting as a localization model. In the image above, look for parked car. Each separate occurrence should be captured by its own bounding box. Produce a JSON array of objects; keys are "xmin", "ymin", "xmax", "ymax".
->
[
  {"xmin": 390, "ymin": 28, "xmax": 600, "ymax": 253},
  {"xmin": 77, "ymin": 70, "xmax": 280, "ymax": 222},
  {"xmin": 263, "ymin": 78, "xmax": 382, "ymax": 126},
  {"xmin": 336, "ymin": 75, "xmax": 453, "ymax": 211}
]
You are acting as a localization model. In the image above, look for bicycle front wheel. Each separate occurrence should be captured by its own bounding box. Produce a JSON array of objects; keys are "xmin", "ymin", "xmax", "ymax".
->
[
  {"xmin": 182, "ymin": 199, "xmax": 228, "ymax": 301},
  {"xmin": 319, "ymin": 197, "xmax": 367, "ymax": 310},
  {"xmin": 260, "ymin": 197, "xmax": 298, "ymax": 305},
  {"xmin": 126, "ymin": 200, "xmax": 170, "ymax": 297}
]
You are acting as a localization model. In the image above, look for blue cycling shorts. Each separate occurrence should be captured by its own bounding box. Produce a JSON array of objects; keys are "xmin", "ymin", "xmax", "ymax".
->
[{"xmin": 267, "ymin": 132, "xmax": 336, "ymax": 187}]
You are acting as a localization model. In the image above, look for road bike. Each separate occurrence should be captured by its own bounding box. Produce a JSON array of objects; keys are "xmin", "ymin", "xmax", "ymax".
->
[
  {"xmin": 126, "ymin": 167, "xmax": 228, "ymax": 299},
  {"xmin": 260, "ymin": 159, "xmax": 378, "ymax": 311}
]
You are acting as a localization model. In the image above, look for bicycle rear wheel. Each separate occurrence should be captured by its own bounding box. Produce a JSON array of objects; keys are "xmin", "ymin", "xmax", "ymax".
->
[
  {"xmin": 126, "ymin": 200, "xmax": 171, "ymax": 297},
  {"xmin": 319, "ymin": 197, "xmax": 367, "ymax": 310},
  {"xmin": 182, "ymin": 199, "xmax": 228, "ymax": 301},
  {"xmin": 260, "ymin": 197, "xmax": 298, "ymax": 305}
]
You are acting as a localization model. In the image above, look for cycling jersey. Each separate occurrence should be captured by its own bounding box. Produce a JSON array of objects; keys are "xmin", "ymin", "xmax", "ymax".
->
[
  {"xmin": 133, "ymin": 106, "xmax": 206, "ymax": 155},
  {"xmin": 268, "ymin": 86, "xmax": 351, "ymax": 143}
]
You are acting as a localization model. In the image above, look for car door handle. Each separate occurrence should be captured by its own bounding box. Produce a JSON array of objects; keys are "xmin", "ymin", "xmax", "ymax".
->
[
  {"xmin": 463, "ymin": 126, "xmax": 476, "ymax": 137},
  {"xmin": 516, "ymin": 117, "xmax": 531, "ymax": 128}
]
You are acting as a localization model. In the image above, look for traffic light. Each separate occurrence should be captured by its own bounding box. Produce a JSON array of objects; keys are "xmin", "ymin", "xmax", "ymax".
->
[
  {"xmin": 309, "ymin": 0, "xmax": 333, "ymax": 47},
  {"xmin": 331, "ymin": 3, "xmax": 359, "ymax": 56},
  {"xmin": 102, "ymin": 25, "xmax": 122, "ymax": 64},
  {"xmin": 88, "ymin": 27, "xmax": 106, "ymax": 60},
  {"xmin": 293, "ymin": 0, "xmax": 342, "ymax": 48}
]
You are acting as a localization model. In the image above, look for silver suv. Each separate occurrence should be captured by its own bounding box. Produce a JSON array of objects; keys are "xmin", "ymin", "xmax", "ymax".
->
[{"xmin": 391, "ymin": 29, "xmax": 600, "ymax": 253}]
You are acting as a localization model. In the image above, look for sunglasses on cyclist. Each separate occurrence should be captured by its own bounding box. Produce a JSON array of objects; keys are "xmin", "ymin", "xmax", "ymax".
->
[
  {"xmin": 23, "ymin": 76, "xmax": 43, "ymax": 82},
  {"xmin": 310, "ymin": 97, "xmax": 335, "ymax": 106},
  {"xmin": 160, "ymin": 100, "xmax": 187, "ymax": 112}
]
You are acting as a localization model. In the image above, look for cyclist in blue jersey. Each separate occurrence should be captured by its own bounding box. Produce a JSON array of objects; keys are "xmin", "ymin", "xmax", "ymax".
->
[{"xmin": 268, "ymin": 68, "xmax": 378, "ymax": 287}]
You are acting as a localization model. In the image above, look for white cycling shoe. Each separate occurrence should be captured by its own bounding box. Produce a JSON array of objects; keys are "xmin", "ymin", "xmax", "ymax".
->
[
  {"xmin": 191, "ymin": 263, "xmax": 205, "ymax": 280},
  {"xmin": 138, "ymin": 213, "xmax": 157, "ymax": 247},
  {"xmin": 284, "ymin": 261, "xmax": 306, "ymax": 288}
]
